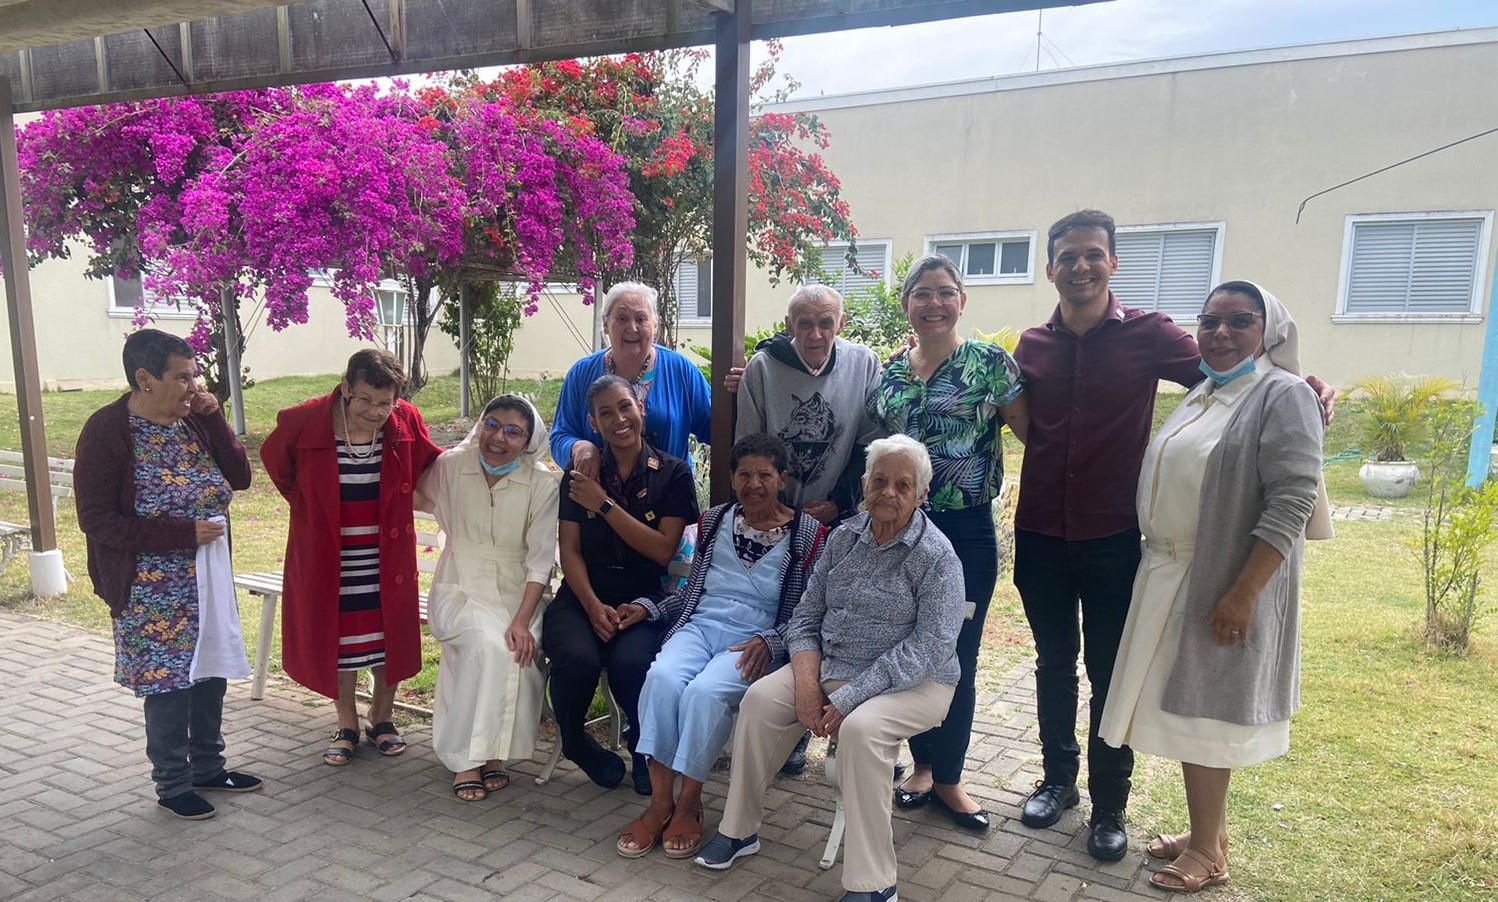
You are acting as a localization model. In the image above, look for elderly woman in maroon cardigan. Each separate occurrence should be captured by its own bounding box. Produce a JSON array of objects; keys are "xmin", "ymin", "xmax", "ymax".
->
[
  {"xmin": 75, "ymin": 329, "xmax": 258, "ymax": 821},
  {"xmin": 260, "ymin": 349, "xmax": 442, "ymax": 766}
]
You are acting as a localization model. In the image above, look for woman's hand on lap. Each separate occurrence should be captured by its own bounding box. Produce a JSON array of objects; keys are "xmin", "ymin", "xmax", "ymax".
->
[
  {"xmin": 585, "ymin": 600, "xmax": 620, "ymax": 642},
  {"xmin": 616, "ymin": 603, "xmax": 648, "ymax": 631},
  {"xmin": 730, "ymin": 636, "xmax": 771, "ymax": 683},
  {"xmin": 505, "ymin": 621, "xmax": 537, "ymax": 667}
]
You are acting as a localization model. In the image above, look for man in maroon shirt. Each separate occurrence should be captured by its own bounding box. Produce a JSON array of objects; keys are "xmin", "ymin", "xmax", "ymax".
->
[{"xmin": 1011, "ymin": 210, "xmax": 1330, "ymax": 862}]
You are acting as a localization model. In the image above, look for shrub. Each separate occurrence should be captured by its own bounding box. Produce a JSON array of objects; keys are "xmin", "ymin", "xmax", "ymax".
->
[
  {"xmin": 1414, "ymin": 399, "xmax": 1498, "ymax": 652},
  {"xmin": 1350, "ymin": 374, "xmax": 1460, "ymax": 462}
]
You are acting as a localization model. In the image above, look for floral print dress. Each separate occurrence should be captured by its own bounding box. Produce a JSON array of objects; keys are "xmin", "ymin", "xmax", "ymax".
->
[{"xmin": 113, "ymin": 415, "xmax": 233, "ymax": 697}]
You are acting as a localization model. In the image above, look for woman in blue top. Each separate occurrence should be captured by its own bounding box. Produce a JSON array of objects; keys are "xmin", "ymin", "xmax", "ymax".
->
[
  {"xmin": 870, "ymin": 253, "xmax": 1029, "ymax": 832},
  {"xmin": 551, "ymin": 281, "xmax": 712, "ymax": 478}
]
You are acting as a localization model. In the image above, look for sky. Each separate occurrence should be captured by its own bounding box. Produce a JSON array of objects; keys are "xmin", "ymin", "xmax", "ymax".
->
[{"xmin": 768, "ymin": 0, "xmax": 1498, "ymax": 99}]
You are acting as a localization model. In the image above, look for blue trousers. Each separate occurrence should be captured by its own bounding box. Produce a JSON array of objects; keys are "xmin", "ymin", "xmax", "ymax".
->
[{"xmin": 636, "ymin": 621, "xmax": 754, "ymax": 783}]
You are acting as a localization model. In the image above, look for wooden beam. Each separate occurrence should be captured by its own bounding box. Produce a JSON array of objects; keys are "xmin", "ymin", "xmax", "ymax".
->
[
  {"xmin": 0, "ymin": 75, "xmax": 57, "ymax": 553},
  {"xmin": 708, "ymin": 0, "xmax": 748, "ymax": 504}
]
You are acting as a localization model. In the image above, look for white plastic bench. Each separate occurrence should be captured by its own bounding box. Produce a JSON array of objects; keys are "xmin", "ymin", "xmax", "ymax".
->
[
  {"xmin": 0, "ymin": 450, "xmax": 75, "ymax": 570},
  {"xmin": 238, "ymin": 510, "xmax": 442, "ymax": 700}
]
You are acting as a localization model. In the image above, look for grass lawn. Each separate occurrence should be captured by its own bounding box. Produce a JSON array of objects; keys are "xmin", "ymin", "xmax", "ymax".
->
[{"xmin": 1, "ymin": 373, "xmax": 1494, "ymax": 899}]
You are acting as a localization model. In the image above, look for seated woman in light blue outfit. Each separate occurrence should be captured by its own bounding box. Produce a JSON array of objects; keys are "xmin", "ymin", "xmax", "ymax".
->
[{"xmin": 618, "ymin": 434, "xmax": 827, "ymax": 861}]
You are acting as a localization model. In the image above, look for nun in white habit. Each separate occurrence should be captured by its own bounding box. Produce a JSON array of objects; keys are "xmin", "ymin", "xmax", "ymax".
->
[
  {"xmin": 1099, "ymin": 280, "xmax": 1328, "ymax": 893},
  {"xmin": 418, "ymin": 395, "xmax": 560, "ymax": 801}
]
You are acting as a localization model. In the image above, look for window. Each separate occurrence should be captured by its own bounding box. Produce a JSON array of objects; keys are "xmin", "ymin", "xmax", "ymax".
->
[
  {"xmin": 926, "ymin": 231, "xmax": 1035, "ymax": 284},
  {"xmin": 106, "ymin": 274, "xmax": 194, "ymax": 320},
  {"xmin": 807, "ymin": 240, "xmax": 891, "ymax": 297},
  {"xmin": 1335, "ymin": 212, "xmax": 1492, "ymax": 321},
  {"xmin": 673, "ymin": 254, "xmax": 713, "ymax": 322},
  {"xmin": 1110, "ymin": 223, "xmax": 1224, "ymax": 321}
]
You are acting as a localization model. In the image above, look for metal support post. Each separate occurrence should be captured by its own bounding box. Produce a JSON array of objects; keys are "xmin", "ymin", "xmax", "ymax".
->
[
  {"xmin": 221, "ymin": 287, "xmax": 246, "ymax": 436},
  {"xmin": 1467, "ymin": 274, "xmax": 1498, "ymax": 486}
]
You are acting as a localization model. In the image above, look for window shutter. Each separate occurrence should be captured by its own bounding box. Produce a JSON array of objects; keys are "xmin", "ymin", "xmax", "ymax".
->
[
  {"xmin": 674, "ymin": 257, "xmax": 699, "ymax": 318},
  {"xmin": 1346, "ymin": 219, "xmax": 1481, "ymax": 315},
  {"xmin": 1111, "ymin": 229, "xmax": 1217, "ymax": 320}
]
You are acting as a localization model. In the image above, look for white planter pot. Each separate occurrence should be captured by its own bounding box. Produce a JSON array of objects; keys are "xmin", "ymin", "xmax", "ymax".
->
[{"xmin": 1360, "ymin": 460, "xmax": 1420, "ymax": 499}]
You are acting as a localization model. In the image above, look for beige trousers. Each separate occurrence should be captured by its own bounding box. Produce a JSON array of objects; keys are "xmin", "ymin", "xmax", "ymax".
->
[{"xmin": 718, "ymin": 665, "xmax": 954, "ymax": 892}]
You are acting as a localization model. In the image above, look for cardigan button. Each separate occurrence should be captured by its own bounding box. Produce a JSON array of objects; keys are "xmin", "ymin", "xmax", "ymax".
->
[
  {"xmin": 389, "ymin": 527, "xmax": 400, "ymax": 538},
  {"xmin": 394, "ymin": 574, "xmax": 405, "ymax": 585},
  {"xmin": 401, "ymin": 482, "xmax": 411, "ymax": 493}
]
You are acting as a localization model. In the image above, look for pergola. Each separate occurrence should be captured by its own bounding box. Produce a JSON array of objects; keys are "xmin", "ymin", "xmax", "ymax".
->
[{"xmin": 0, "ymin": 0, "xmax": 1100, "ymax": 592}]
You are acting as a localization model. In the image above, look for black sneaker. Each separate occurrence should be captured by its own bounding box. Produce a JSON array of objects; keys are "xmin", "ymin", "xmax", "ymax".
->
[
  {"xmin": 157, "ymin": 791, "xmax": 216, "ymax": 820},
  {"xmin": 840, "ymin": 887, "xmax": 898, "ymax": 902},
  {"xmin": 192, "ymin": 771, "xmax": 264, "ymax": 793},
  {"xmin": 779, "ymin": 731, "xmax": 811, "ymax": 776},
  {"xmin": 694, "ymin": 832, "xmax": 760, "ymax": 870},
  {"xmin": 1020, "ymin": 780, "xmax": 1079, "ymax": 828}
]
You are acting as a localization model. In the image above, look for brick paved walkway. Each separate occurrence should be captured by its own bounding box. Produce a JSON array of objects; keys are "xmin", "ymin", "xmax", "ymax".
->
[{"xmin": 0, "ymin": 610, "xmax": 1169, "ymax": 902}]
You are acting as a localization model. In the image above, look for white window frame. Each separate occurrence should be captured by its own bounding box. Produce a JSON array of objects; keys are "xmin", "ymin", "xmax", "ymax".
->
[
  {"xmin": 675, "ymin": 252, "xmax": 714, "ymax": 326},
  {"xmin": 1333, "ymin": 211, "xmax": 1492, "ymax": 324},
  {"xmin": 1112, "ymin": 220, "xmax": 1226, "ymax": 317},
  {"xmin": 106, "ymin": 274, "xmax": 196, "ymax": 320},
  {"xmin": 806, "ymin": 239, "xmax": 892, "ymax": 296},
  {"xmin": 924, "ymin": 230, "xmax": 1036, "ymax": 285}
]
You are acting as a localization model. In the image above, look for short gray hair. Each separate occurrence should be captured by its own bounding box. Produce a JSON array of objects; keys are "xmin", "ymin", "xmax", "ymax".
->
[
  {"xmin": 786, "ymin": 284, "xmax": 844, "ymax": 318},
  {"xmin": 601, "ymin": 281, "xmax": 659, "ymax": 322},
  {"xmin": 864, "ymin": 433, "xmax": 932, "ymax": 497}
]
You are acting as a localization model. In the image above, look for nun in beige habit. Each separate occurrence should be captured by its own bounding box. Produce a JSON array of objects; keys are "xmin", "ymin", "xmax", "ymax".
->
[
  {"xmin": 418, "ymin": 395, "xmax": 560, "ymax": 801},
  {"xmin": 1099, "ymin": 280, "xmax": 1329, "ymax": 893}
]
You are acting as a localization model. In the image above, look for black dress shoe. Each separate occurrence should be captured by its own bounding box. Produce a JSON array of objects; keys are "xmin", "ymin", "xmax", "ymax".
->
[
  {"xmin": 1020, "ymin": 781, "xmax": 1079, "ymax": 828},
  {"xmin": 631, "ymin": 752, "xmax": 652, "ymax": 796},
  {"xmin": 780, "ymin": 731, "xmax": 811, "ymax": 776},
  {"xmin": 933, "ymin": 793, "xmax": 991, "ymax": 832},
  {"xmin": 1088, "ymin": 810, "xmax": 1128, "ymax": 862},
  {"xmin": 894, "ymin": 786, "xmax": 931, "ymax": 809}
]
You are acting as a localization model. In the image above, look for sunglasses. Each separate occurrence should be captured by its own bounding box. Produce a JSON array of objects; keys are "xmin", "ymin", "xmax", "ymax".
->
[
  {"xmin": 483, "ymin": 419, "xmax": 529, "ymax": 440},
  {"xmin": 1196, "ymin": 312, "xmax": 1263, "ymax": 333}
]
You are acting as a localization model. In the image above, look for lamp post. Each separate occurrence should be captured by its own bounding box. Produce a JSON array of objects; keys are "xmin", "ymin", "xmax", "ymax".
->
[{"xmin": 373, "ymin": 280, "xmax": 408, "ymax": 361}]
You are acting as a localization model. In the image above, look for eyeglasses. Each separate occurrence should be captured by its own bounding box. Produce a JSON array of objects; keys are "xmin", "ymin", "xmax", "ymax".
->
[
  {"xmin": 907, "ymin": 287, "xmax": 962, "ymax": 304},
  {"xmin": 483, "ymin": 419, "xmax": 529, "ymax": 440},
  {"xmin": 1196, "ymin": 312, "xmax": 1263, "ymax": 333},
  {"xmin": 348, "ymin": 394, "xmax": 394, "ymax": 412}
]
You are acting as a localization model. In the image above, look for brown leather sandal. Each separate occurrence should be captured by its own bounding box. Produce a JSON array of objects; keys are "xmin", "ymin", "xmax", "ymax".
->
[
  {"xmin": 1148, "ymin": 832, "xmax": 1229, "ymax": 860},
  {"xmin": 616, "ymin": 804, "xmax": 673, "ymax": 859},
  {"xmin": 1150, "ymin": 846, "xmax": 1230, "ymax": 894},
  {"xmin": 661, "ymin": 805, "xmax": 704, "ymax": 860}
]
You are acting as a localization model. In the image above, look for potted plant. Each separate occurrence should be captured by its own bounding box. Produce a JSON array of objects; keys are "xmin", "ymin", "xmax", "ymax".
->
[{"xmin": 1350, "ymin": 374, "xmax": 1460, "ymax": 499}]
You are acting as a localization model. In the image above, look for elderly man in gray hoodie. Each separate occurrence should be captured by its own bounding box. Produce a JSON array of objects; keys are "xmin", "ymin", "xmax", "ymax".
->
[{"xmin": 736, "ymin": 285, "xmax": 883, "ymax": 526}]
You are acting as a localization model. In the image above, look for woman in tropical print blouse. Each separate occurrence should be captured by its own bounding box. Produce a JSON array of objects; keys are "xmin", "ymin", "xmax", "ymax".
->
[{"xmin": 870, "ymin": 253, "xmax": 1028, "ymax": 833}]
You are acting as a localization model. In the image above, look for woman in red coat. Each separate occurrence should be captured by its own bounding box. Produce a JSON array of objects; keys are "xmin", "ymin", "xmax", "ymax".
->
[{"xmin": 260, "ymin": 349, "xmax": 443, "ymax": 765}]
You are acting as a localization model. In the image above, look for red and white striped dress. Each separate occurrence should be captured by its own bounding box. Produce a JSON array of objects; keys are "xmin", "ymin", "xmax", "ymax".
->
[{"xmin": 336, "ymin": 437, "xmax": 385, "ymax": 671}]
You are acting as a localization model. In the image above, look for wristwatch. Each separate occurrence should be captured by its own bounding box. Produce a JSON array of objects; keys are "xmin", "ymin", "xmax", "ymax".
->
[{"xmin": 597, "ymin": 499, "xmax": 616, "ymax": 518}]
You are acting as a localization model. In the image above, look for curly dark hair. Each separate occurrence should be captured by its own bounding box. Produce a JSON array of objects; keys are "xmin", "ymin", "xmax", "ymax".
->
[
  {"xmin": 730, "ymin": 433, "xmax": 791, "ymax": 474},
  {"xmin": 122, "ymin": 329, "xmax": 194, "ymax": 390}
]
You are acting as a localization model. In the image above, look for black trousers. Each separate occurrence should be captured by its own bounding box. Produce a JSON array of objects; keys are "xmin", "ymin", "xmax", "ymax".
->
[
  {"xmin": 141, "ymin": 677, "xmax": 227, "ymax": 799},
  {"xmin": 541, "ymin": 583, "xmax": 666, "ymax": 764},
  {"xmin": 908, "ymin": 505, "xmax": 998, "ymax": 785},
  {"xmin": 1012, "ymin": 528, "xmax": 1139, "ymax": 812}
]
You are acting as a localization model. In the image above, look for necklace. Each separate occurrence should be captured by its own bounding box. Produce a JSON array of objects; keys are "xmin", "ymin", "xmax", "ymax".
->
[
  {"xmin": 338, "ymin": 398, "xmax": 378, "ymax": 461},
  {"xmin": 606, "ymin": 348, "xmax": 656, "ymax": 400}
]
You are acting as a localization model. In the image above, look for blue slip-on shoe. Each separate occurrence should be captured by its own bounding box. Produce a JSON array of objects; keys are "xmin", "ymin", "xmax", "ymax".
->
[
  {"xmin": 694, "ymin": 832, "xmax": 760, "ymax": 870},
  {"xmin": 839, "ymin": 887, "xmax": 898, "ymax": 902},
  {"xmin": 192, "ymin": 771, "xmax": 264, "ymax": 793}
]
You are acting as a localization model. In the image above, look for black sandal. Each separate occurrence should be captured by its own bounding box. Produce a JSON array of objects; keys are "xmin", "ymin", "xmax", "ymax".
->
[
  {"xmin": 323, "ymin": 728, "xmax": 359, "ymax": 766},
  {"xmin": 481, "ymin": 769, "xmax": 510, "ymax": 792},
  {"xmin": 452, "ymin": 779, "xmax": 488, "ymax": 802},
  {"xmin": 365, "ymin": 721, "xmax": 407, "ymax": 756}
]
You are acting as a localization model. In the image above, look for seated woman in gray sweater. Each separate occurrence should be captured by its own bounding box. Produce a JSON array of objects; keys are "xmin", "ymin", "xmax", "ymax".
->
[{"xmin": 694, "ymin": 433, "xmax": 966, "ymax": 902}]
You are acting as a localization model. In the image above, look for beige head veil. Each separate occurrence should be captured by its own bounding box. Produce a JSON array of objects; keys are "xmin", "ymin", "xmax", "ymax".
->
[{"xmin": 455, "ymin": 394, "xmax": 550, "ymax": 462}]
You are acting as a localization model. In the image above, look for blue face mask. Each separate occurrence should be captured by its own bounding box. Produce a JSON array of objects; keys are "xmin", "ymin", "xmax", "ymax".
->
[
  {"xmin": 481, "ymin": 457, "xmax": 521, "ymax": 477},
  {"xmin": 1198, "ymin": 355, "xmax": 1257, "ymax": 386}
]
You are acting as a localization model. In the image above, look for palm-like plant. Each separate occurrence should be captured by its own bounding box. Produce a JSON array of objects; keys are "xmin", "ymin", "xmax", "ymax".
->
[{"xmin": 1349, "ymin": 374, "xmax": 1461, "ymax": 462}]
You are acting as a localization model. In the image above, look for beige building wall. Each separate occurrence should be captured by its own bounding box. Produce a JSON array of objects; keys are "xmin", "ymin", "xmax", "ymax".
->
[
  {"xmin": 0, "ymin": 248, "xmax": 462, "ymax": 391},
  {"xmin": 506, "ymin": 28, "xmax": 1498, "ymax": 388}
]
